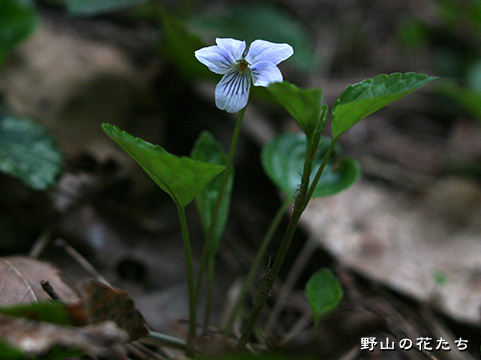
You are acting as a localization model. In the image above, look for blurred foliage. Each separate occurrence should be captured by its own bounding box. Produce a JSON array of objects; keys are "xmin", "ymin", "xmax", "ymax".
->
[
  {"xmin": 189, "ymin": 3, "xmax": 321, "ymax": 75},
  {"xmin": 0, "ymin": 302, "xmax": 72, "ymax": 326},
  {"xmin": 158, "ymin": 9, "xmax": 214, "ymax": 81},
  {"xmin": 0, "ymin": 339, "xmax": 33, "ymax": 360},
  {"xmin": 0, "ymin": 0, "xmax": 38, "ymax": 65},
  {"xmin": 0, "ymin": 116, "xmax": 63, "ymax": 190},
  {"xmin": 63, "ymin": 0, "xmax": 147, "ymax": 15},
  {"xmin": 202, "ymin": 354, "xmax": 315, "ymax": 360},
  {"xmin": 397, "ymin": 0, "xmax": 481, "ymax": 124}
]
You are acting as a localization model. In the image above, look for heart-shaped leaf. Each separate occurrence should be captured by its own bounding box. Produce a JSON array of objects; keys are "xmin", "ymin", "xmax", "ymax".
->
[
  {"xmin": 261, "ymin": 133, "xmax": 360, "ymax": 197},
  {"xmin": 191, "ymin": 131, "xmax": 232, "ymax": 254},
  {"xmin": 331, "ymin": 72, "xmax": 437, "ymax": 139},
  {"xmin": 0, "ymin": 116, "xmax": 63, "ymax": 190},
  {"xmin": 102, "ymin": 123, "xmax": 224, "ymax": 209},
  {"xmin": 305, "ymin": 268, "xmax": 343, "ymax": 326},
  {"xmin": 267, "ymin": 82, "xmax": 326, "ymax": 142}
]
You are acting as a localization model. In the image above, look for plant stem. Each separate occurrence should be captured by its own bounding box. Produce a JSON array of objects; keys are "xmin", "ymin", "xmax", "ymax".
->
[
  {"xmin": 236, "ymin": 208, "xmax": 303, "ymax": 350},
  {"xmin": 303, "ymin": 138, "xmax": 338, "ymax": 209},
  {"xmin": 144, "ymin": 331, "xmax": 188, "ymax": 351},
  {"xmin": 223, "ymin": 194, "xmax": 293, "ymax": 336},
  {"xmin": 195, "ymin": 107, "xmax": 246, "ymax": 330},
  {"xmin": 207, "ymin": 106, "xmax": 246, "ymax": 240},
  {"xmin": 176, "ymin": 204, "xmax": 197, "ymax": 357},
  {"xmin": 236, "ymin": 138, "xmax": 337, "ymax": 350},
  {"xmin": 202, "ymin": 256, "xmax": 215, "ymax": 336},
  {"xmin": 264, "ymin": 237, "xmax": 317, "ymax": 336}
]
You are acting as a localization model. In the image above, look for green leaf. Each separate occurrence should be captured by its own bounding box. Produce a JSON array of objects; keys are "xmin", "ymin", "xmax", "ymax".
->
[
  {"xmin": 0, "ymin": 301, "xmax": 72, "ymax": 325},
  {"xmin": 0, "ymin": 339, "xmax": 30, "ymax": 360},
  {"xmin": 102, "ymin": 123, "xmax": 224, "ymax": 208},
  {"xmin": 261, "ymin": 133, "xmax": 360, "ymax": 197},
  {"xmin": 305, "ymin": 268, "xmax": 343, "ymax": 326},
  {"xmin": 159, "ymin": 10, "xmax": 213, "ymax": 80},
  {"xmin": 267, "ymin": 82, "xmax": 325, "ymax": 141},
  {"xmin": 331, "ymin": 72, "xmax": 437, "ymax": 139},
  {"xmin": 0, "ymin": 0, "xmax": 38, "ymax": 65},
  {"xmin": 191, "ymin": 131, "xmax": 232, "ymax": 254},
  {"xmin": 64, "ymin": 0, "xmax": 147, "ymax": 15},
  {"xmin": 189, "ymin": 3, "xmax": 321, "ymax": 74},
  {"xmin": 0, "ymin": 329, "xmax": 84, "ymax": 360},
  {"xmin": 0, "ymin": 116, "xmax": 63, "ymax": 190}
]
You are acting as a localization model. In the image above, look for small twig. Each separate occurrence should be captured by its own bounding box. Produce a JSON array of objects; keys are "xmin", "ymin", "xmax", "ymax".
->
[
  {"xmin": 279, "ymin": 310, "xmax": 312, "ymax": 346},
  {"xmin": 29, "ymin": 224, "xmax": 56, "ymax": 258},
  {"xmin": 54, "ymin": 238, "xmax": 110, "ymax": 285},
  {"xmin": 337, "ymin": 345, "xmax": 360, "ymax": 360},
  {"xmin": 129, "ymin": 342, "xmax": 169, "ymax": 360},
  {"xmin": 40, "ymin": 280, "xmax": 62, "ymax": 302}
]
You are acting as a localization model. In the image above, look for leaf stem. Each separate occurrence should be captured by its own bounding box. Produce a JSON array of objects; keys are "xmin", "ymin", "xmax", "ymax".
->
[
  {"xmin": 264, "ymin": 237, "xmax": 318, "ymax": 336},
  {"xmin": 144, "ymin": 331, "xmax": 188, "ymax": 351},
  {"xmin": 223, "ymin": 194, "xmax": 293, "ymax": 336},
  {"xmin": 202, "ymin": 256, "xmax": 215, "ymax": 336},
  {"xmin": 236, "ymin": 137, "xmax": 337, "ymax": 350},
  {"xmin": 176, "ymin": 204, "xmax": 197, "ymax": 357},
  {"xmin": 303, "ymin": 138, "xmax": 338, "ymax": 209}
]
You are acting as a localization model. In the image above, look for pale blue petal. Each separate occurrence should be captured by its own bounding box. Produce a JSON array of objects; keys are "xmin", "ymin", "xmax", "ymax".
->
[
  {"xmin": 216, "ymin": 38, "xmax": 246, "ymax": 61},
  {"xmin": 251, "ymin": 61, "xmax": 283, "ymax": 86},
  {"xmin": 195, "ymin": 45, "xmax": 236, "ymax": 74},
  {"xmin": 245, "ymin": 40, "xmax": 294, "ymax": 65},
  {"xmin": 215, "ymin": 68, "xmax": 251, "ymax": 113}
]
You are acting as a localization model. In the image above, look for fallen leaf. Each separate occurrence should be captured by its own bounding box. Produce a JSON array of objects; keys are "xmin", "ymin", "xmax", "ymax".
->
[
  {"xmin": 73, "ymin": 281, "xmax": 149, "ymax": 341},
  {"xmin": 0, "ymin": 256, "xmax": 79, "ymax": 305},
  {"xmin": 302, "ymin": 178, "xmax": 481, "ymax": 324}
]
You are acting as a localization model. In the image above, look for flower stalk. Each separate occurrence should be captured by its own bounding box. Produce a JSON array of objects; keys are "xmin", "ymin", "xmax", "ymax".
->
[{"xmin": 195, "ymin": 106, "xmax": 246, "ymax": 334}]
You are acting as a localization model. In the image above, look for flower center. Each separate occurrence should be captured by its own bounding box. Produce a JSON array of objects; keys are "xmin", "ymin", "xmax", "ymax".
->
[{"xmin": 239, "ymin": 60, "xmax": 248, "ymax": 72}]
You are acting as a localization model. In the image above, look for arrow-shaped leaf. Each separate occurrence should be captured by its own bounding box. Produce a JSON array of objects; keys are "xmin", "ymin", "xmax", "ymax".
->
[{"xmin": 102, "ymin": 124, "xmax": 224, "ymax": 209}]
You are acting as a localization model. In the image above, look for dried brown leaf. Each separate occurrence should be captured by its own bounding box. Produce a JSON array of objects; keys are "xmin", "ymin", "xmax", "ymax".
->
[
  {"xmin": 0, "ymin": 256, "xmax": 79, "ymax": 305},
  {"xmin": 77, "ymin": 281, "xmax": 149, "ymax": 341}
]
